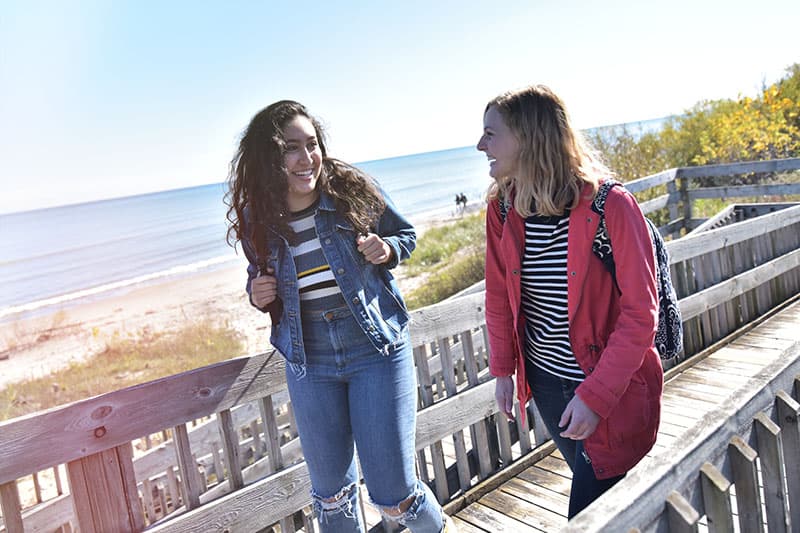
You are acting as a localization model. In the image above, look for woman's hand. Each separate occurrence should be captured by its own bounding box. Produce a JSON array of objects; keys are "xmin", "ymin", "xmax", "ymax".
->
[
  {"xmin": 356, "ymin": 233, "xmax": 393, "ymax": 265},
  {"xmin": 494, "ymin": 376, "xmax": 515, "ymax": 421},
  {"xmin": 251, "ymin": 271, "xmax": 278, "ymax": 308},
  {"xmin": 559, "ymin": 394, "xmax": 600, "ymax": 440}
]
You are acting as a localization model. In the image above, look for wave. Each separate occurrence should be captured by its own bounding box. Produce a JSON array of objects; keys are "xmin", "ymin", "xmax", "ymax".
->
[{"xmin": 0, "ymin": 254, "xmax": 241, "ymax": 321}]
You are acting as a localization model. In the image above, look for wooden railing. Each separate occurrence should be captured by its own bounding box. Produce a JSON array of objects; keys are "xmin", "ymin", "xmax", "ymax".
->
[
  {"xmin": 1, "ymin": 159, "xmax": 799, "ymax": 532},
  {"xmin": 564, "ymin": 311, "xmax": 800, "ymax": 533}
]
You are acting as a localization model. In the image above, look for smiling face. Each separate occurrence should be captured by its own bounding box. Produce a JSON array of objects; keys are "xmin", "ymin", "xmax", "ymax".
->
[
  {"xmin": 477, "ymin": 105, "xmax": 520, "ymax": 180},
  {"xmin": 282, "ymin": 115, "xmax": 323, "ymax": 211}
]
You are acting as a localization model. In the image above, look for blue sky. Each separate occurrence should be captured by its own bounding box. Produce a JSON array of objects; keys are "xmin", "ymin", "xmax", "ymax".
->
[{"xmin": 1, "ymin": 0, "xmax": 798, "ymax": 214}]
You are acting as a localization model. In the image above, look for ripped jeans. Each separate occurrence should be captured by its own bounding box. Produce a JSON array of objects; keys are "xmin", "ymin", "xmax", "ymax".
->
[{"xmin": 286, "ymin": 305, "xmax": 444, "ymax": 533}]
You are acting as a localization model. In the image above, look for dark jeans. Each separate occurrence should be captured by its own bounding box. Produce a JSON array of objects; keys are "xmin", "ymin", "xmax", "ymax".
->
[{"xmin": 525, "ymin": 358, "xmax": 625, "ymax": 519}]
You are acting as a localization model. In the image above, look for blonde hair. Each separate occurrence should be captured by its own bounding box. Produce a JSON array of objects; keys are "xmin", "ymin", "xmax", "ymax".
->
[{"xmin": 486, "ymin": 85, "xmax": 610, "ymax": 217}]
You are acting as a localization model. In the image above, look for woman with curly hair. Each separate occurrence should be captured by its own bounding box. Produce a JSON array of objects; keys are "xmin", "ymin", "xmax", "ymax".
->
[
  {"xmin": 226, "ymin": 100, "xmax": 452, "ymax": 532},
  {"xmin": 479, "ymin": 85, "xmax": 663, "ymax": 519}
]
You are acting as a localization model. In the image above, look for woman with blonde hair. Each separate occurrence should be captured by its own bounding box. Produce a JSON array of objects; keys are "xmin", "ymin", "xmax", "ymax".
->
[{"xmin": 478, "ymin": 85, "xmax": 663, "ymax": 518}]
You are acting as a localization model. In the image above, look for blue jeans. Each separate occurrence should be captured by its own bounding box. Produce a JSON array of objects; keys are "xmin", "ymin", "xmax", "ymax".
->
[
  {"xmin": 287, "ymin": 305, "xmax": 444, "ymax": 533},
  {"xmin": 525, "ymin": 359, "xmax": 624, "ymax": 519}
]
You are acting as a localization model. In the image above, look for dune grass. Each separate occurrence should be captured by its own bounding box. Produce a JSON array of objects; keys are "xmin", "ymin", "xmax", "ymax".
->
[
  {"xmin": 404, "ymin": 210, "xmax": 486, "ymax": 309},
  {"xmin": 0, "ymin": 320, "xmax": 243, "ymax": 421}
]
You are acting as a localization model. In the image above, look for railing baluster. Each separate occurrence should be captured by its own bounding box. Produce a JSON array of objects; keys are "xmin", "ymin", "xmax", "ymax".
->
[
  {"xmin": 754, "ymin": 412, "xmax": 790, "ymax": 533},
  {"xmin": 699, "ymin": 462, "xmax": 734, "ymax": 533},
  {"xmin": 729, "ymin": 436, "xmax": 765, "ymax": 533},
  {"xmin": 0, "ymin": 481, "xmax": 24, "ymax": 533},
  {"xmin": 172, "ymin": 423, "xmax": 201, "ymax": 510},
  {"xmin": 666, "ymin": 490, "xmax": 700, "ymax": 532}
]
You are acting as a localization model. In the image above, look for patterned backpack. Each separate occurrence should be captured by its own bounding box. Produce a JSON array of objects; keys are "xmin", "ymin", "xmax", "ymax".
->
[
  {"xmin": 591, "ymin": 180, "xmax": 683, "ymax": 360},
  {"xmin": 498, "ymin": 182, "xmax": 684, "ymax": 360}
]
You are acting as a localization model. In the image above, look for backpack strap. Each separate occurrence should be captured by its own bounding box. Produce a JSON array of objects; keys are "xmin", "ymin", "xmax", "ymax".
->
[{"xmin": 591, "ymin": 179, "xmax": 622, "ymax": 285}]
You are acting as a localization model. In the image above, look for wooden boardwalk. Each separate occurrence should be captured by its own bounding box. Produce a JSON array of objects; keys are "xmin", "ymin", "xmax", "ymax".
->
[{"xmin": 446, "ymin": 297, "xmax": 800, "ymax": 532}]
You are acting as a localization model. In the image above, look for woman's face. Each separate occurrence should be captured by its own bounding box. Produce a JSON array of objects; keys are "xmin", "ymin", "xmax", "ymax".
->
[
  {"xmin": 282, "ymin": 115, "xmax": 323, "ymax": 211},
  {"xmin": 477, "ymin": 105, "xmax": 520, "ymax": 180}
]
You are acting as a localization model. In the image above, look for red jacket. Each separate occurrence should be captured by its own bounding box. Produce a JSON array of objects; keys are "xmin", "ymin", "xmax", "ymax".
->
[{"xmin": 485, "ymin": 181, "xmax": 663, "ymax": 479}]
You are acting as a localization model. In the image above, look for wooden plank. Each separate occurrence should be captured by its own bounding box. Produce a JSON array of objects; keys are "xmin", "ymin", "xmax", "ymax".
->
[
  {"xmin": 517, "ymin": 465, "xmax": 571, "ymax": 497},
  {"xmin": 728, "ymin": 436, "xmax": 764, "ymax": 533},
  {"xmin": 217, "ymin": 409, "xmax": 244, "ymax": 491},
  {"xmin": 409, "ymin": 292, "xmax": 486, "ymax": 346},
  {"xmin": 753, "ymin": 412, "xmax": 790, "ymax": 533},
  {"xmin": 501, "ymin": 477, "xmax": 569, "ymax": 518},
  {"xmin": 666, "ymin": 490, "xmax": 700, "ymax": 532},
  {"xmin": 699, "ymin": 462, "xmax": 734, "ymax": 533},
  {"xmin": 0, "ymin": 351, "xmax": 288, "ymax": 484},
  {"xmin": 775, "ymin": 390, "xmax": 800, "ymax": 530},
  {"xmin": 480, "ymin": 488, "xmax": 566, "ymax": 532},
  {"xmin": 172, "ymin": 423, "xmax": 201, "ymax": 510},
  {"xmin": 147, "ymin": 462, "xmax": 312, "ymax": 532},
  {"xmin": 461, "ymin": 331, "xmax": 493, "ymax": 480},
  {"xmin": 679, "ymin": 248, "xmax": 800, "ymax": 321},
  {"xmin": 451, "ymin": 515, "xmax": 490, "ymax": 532},
  {"xmin": 0, "ymin": 481, "xmax": 24, "ymax": 533},
  {"xmin": 457, "ymin": 501, "xmax": 540, "ymax": 533},
  {"xmin": 687, "ymin": 183, "xmax": 800, "ymax": 201},
  {"xmin": 66, "ymin": 445, "xmax": 144, "ymax": 533},
  {"xmin": 259, "ymin": 395, "xmax": 283, "ymax": 474},
  {"xmin": 676, "ymin": 158, "xmax": 800, "ymax": 179},
  {"xmin": 666, "ymin": 204, "xmax": 800, "ymax": 263},
  {"xmin": 415, "ymin": 380, "xmax": 497, "ymax": 449}
]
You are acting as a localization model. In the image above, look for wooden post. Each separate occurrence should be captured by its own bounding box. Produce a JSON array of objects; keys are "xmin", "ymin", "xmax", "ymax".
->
[
  {"xmin": 0, "ymin": 481, "xmax": 24, "ymax": 533},
  {"xmin": 66, "ymin": 443, "xmax": 145, "ymax": 533}
]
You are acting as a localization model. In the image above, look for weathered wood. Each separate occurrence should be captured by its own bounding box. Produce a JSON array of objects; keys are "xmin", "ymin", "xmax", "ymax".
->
[
  {"xmin": 666, "ymin": 204, "xmax": 800, "ymax": 263},
  {"xmin": 687, "ymin": 183, "xmax": 800, "ymax": 201},
  {"xmin": 729, "ymin": 436, "xmax": 764, "ymax": 533},
  {"xmin": 480, "ymin": 488, "xmax": 565, "ymax": 531},
  {"xmin": 0, "ymin": 481, "xmax": 24, "ymax": 533},
  {"xmin": 172, "ymin": 423, "xmax": 201, "ymax": 511},
  {"xmin": 676, "ymin": 157, "xmax": 800, "ymax": 179},
  {"xmin": 0, "ymin": 352, "xmax": 287, "ymax": 484},
  {"xmin": 775, "ymin": 390, "xmax": 800, "ymax": 529},
  {"xmin": 409, "ymin": 292, "xmax": 485, "ymax": 346},
  {"xmin": 217, "ymin": 409, "xmax": 244, "ymax": 491},
  {"xmin": 679, "ymin": 248, "xmax": 800, "ymax": 321},
  {"xmin": 753, "ymin": 412, "xmax": 790, "ymax": 533},
  {"xmin": 147, "ymin": 462, "xmax": 312, "ymax": 532},
  {"xmin": 699, "ymin": 462, "xmax": 734, "ymax": 533},
  {"xmin": 666, "ymin": 490, "xmax": 700, "ymax": 532},
  {"xmin": 66, "ymin": 443, "xmax": 145, "ymax": 533}
]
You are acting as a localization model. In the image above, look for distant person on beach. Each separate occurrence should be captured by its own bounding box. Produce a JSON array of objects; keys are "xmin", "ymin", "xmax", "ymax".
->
[
  {"xmin": 478, "ymin": 85, "xmax": 663, "ymax": 518},
  {"xmin": 225, "ymin": 100, "xmax": 453, "ymax": 532}
]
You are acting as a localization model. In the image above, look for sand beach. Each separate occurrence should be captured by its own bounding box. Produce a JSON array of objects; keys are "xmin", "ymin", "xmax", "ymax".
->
[{"xmin": 0, "ymin": 203, "xmax": 482, "ymax": 391}]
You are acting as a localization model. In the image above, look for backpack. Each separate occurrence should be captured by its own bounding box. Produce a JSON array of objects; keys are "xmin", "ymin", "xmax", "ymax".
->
[{"xmin": 497, "ymin": 182, "xmax": 683, "ymax": 360}]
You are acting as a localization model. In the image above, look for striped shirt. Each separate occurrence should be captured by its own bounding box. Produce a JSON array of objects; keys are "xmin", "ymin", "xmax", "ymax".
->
[
  {"xmin": 288, "ymin": 202, "xmax": 345, "ymax": 309},
  {"xmin": 521, "ymin": 213, "xmax": 585, "ymax": 382}
]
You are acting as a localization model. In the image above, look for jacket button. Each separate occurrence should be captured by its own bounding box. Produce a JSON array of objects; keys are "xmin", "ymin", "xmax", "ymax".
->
[
  {"xmin": 587, "ymin": 217, "xmax": 592, "ymax": 222},
  {"xmin": 337, "ymin": 268, "xmax": 345, "ymax": 274},
  {"xmin": 570, "ymin": 271, "xmax": 576, "ymax": 276},
  {"xmin": 325, "ymin": 238, "xmax": 331, "ymax": 244},
  {"xmin": 353, "ymin": 297, "xmax": 360, "ymax": 304},
  {"xmin": 512, "ymin": 269, "xmax": 519, "ymax": 275}
]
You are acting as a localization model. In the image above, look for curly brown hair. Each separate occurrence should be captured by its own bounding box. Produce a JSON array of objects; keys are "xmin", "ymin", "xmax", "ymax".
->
[{"xmin": 225, "ymin": 100, "xmax": 386, "ymax": 250}]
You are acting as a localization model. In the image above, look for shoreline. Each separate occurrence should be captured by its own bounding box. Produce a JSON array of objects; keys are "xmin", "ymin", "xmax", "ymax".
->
[{"xmin": 0, "ymin": 202, "xmax": 483, "ymax": 390}]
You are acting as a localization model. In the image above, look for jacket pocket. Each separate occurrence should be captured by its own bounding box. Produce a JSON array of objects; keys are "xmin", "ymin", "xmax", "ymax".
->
[{"xmin": 606, "ymin": 378, "xmax": 651, "ymax": 448}]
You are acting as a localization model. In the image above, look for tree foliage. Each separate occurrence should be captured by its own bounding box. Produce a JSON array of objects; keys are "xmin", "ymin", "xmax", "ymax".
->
[{"xmin": 591, "ymin": 63, "xmax": 800, "ymax": 178}]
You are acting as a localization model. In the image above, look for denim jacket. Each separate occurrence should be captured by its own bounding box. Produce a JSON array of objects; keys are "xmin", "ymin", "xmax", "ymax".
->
[{"xmin": 241, "ymin": 188, "xmax": 416, "ymax": 373}]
